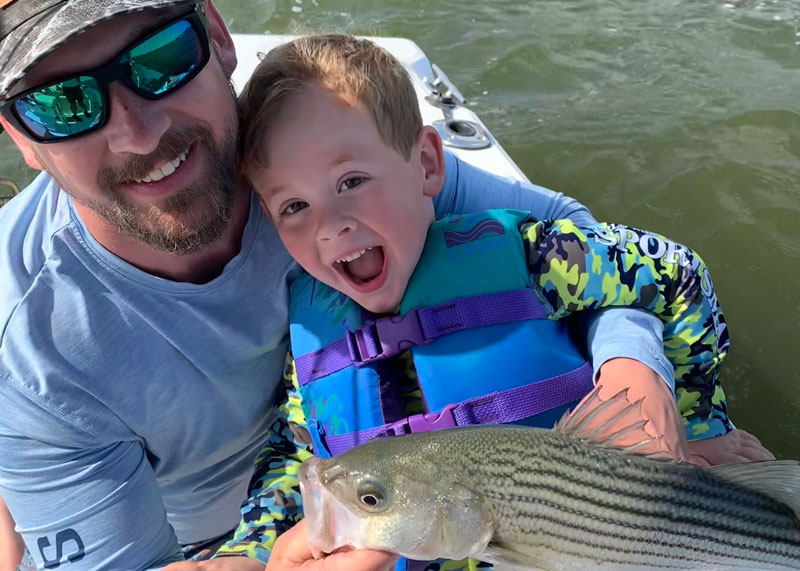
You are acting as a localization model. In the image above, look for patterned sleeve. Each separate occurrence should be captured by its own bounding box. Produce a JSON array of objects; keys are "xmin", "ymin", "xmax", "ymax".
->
[
  {"xmin": 214, "ymin": 352, "xmax": 313, "ymax": 563},
  {"xmin": 519, "ymin": 217, "xmax": 732, "ymax": 441}
]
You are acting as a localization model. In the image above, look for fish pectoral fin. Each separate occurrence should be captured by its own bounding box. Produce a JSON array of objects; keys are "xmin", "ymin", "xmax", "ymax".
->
[
  {"xmin": 553, "ymin": 383, "xmax": 674, "ymax": 458},
  {"xmin": 708, "ymin": 460, "xmax": 800, "ymax": 516},
  {"xmin": 483, "ymin": 542, "xmax": 557, "ymax": 571}
]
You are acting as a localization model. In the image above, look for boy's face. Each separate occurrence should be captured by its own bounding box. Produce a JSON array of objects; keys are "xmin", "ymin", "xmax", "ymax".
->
[{"xmin": 252, "ymin": 83, "xmax": 444, "ymax": 313}]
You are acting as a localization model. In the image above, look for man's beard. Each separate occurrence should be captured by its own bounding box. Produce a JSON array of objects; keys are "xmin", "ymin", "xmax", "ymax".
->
[{"xmin": 57, "ymin": 116, "xmax": 239, "ymax": 255}]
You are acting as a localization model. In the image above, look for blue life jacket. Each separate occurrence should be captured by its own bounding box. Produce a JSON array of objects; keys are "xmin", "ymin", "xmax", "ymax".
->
[{"xmin": 289, "ymin": 209, "xmax": 594, "ymax": 460}]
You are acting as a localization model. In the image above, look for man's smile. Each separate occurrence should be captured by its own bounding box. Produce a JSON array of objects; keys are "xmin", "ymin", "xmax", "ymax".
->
[
  {"xmin": 133, "ymin": 148, "xmax": 190, "ymax": 184},
  {"xmin": 118, "ymin": 143, "xmax": 201, "ymax": 199}
]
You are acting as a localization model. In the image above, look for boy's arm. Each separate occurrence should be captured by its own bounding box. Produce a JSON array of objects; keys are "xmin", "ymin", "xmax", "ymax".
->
[
  {"xmin": 435, "ymin": 151, "xmax": 674, "ymax": 392},
  {"xmin": 519, "ymin": 218, "xmax": 730, "ymax": 446},
  {"xmin": 212, "ymin": 354, "xmax": 313, "ymax": 564},
  {"xmin": 433, "ymin": 150, "xmax": 597, "ymax": 224}
]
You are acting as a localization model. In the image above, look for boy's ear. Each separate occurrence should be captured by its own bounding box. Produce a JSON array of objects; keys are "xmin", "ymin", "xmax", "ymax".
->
[
  {"xmin": 0, "ymin": 116, "xmax": 43, "ymax": 170},
  {"xmin": 417, "ymin": 126, "xmax": 445, "ymax": 198},
  {"xmin": 204, "ymin": 1, "xmax": 237, "ymax": 78}
]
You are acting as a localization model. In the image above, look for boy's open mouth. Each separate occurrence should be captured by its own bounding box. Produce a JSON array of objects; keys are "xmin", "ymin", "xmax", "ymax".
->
[{"xmin": 334, "ymin": 246, "xmax": 387, "ymax": 287}]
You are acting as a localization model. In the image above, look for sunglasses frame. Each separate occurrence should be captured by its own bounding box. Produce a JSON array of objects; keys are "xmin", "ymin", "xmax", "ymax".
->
[{"xmin": 0, "ymin": 4, "xmax": 210, "ymax": 144}]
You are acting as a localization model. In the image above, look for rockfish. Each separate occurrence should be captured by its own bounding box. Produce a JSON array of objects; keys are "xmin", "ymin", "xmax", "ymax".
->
[{"xmin": 298, "ymin": 390, "xmax": 800, "ymax": 570}]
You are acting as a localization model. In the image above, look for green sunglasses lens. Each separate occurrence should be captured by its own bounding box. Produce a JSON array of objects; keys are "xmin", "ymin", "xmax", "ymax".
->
[
  {"xmin": 124, "ymin": 19, "xmax": 203, "ymax": 95},
  {"xmin": 13, "ymin": 76, "xmax": 104, "ymax": 139}
]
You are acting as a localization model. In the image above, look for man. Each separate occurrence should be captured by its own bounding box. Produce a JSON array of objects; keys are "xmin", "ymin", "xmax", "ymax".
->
[{"xmin": 0, "ymin": 1, "xmax": 771, "ymax": 570}]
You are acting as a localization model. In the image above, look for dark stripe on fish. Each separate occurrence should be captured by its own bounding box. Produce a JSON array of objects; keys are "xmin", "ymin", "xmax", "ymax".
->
[
  {"xmin": 504, "ymin": 496, "xmax": 800, "ymax": 563},
  {"xmin": 498, "ymin": 467, "xmax": 796, "ymax": 537}
]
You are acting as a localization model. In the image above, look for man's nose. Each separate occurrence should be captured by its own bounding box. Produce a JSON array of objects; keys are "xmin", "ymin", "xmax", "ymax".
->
[{"xmin": 104, "ymin": 83, "xmax": 171, "ymax": 155}]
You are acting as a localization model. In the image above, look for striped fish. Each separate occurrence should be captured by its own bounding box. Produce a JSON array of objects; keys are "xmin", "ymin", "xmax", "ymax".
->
[{"xmin": 299, "ymin": 389, "xmax": 800, "ymax": 570}]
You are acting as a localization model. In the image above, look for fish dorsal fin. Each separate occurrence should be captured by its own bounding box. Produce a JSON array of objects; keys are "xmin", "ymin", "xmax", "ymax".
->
[
  {"xmin": 553, "ymin": 384, "xmax": 672, "ymax": 458},
  {"xmin": 708, "ymin": 460, "xmax": 800, "ymax": 516}
]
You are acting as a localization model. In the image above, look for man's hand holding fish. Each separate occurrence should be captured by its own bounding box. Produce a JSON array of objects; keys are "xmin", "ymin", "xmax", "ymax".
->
[{"xmin": 266, "ymin": 519, "xmax": 397, "ymax": 571}]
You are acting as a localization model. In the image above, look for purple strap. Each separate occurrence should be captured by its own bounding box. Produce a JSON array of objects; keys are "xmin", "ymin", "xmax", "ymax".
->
[
  {"xmin": 295, "ymin": 288, "xmax": 548, "ymax": 386},
  {"xmin": 323, "ymin": 362, "xmax": 594, "ymax": 456}
]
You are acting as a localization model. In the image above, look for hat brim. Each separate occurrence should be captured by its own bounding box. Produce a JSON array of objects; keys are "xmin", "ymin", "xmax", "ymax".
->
[{"xmin": 0, "ymin": 0, "xmax": 197, "ymax": 97}]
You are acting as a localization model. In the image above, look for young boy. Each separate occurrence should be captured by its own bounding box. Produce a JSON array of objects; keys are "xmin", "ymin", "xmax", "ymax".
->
[{"xmin": 197, "ymin": 35, "xmax": 769, "ymax": 571}]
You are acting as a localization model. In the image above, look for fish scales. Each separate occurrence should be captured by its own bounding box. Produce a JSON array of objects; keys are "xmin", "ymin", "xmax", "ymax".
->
[
  {"xmin": 457, "ymin": 431, "xmax": 774, "ymax": 522},
  {"xmin": 482, "ymin": 439, "xmax": 794, "ymax": 539},
  {"xmin": 434, "ymin": 426, "xmax": 800, "ymax": 569}
]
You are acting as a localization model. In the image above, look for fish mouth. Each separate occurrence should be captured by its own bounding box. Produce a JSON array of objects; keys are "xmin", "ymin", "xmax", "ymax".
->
[
  {"xmin": 299, "ymin": 459, "xmax": 341, "ymax": 556},
  {"xmin": 299, "ymin": 458, "xmax": 366, "ymax": 556},
  {"xmin": 299, "ymin": 459, "xmax": 328, "ymax": 556}
]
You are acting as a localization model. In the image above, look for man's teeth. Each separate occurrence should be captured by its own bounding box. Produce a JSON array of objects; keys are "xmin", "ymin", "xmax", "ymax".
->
[
  {"xmin": 336, "ymin": 247, "xmax": 374, "ymax": 264},
  {"xmin": 134, "ymin": 150, "xmax": 188, "ymax": 184}
]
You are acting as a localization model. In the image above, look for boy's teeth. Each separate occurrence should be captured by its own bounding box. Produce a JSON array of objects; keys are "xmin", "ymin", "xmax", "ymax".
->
[
  {"xmin": 134, "ymin": 150, "xmax": 188, "ymax": 184},
  {"xmin": 336, "ymin": 247, "xmax": 373, "ymax": 264}
]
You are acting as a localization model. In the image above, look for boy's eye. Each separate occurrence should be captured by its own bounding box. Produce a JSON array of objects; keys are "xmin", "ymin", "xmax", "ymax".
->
[
  {"xmin": 281, "ymin": 201, "xmax": 308, "ymax": 216},
  {"xmin": 338, "ymin": 176, "xmax": 365, "ymax": 192}
]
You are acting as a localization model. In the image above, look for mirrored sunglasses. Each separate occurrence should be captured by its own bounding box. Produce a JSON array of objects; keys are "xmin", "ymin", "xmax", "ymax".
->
[{"xmin": 0, "ymin": 5, "xmax": 210, "ymax": 143}]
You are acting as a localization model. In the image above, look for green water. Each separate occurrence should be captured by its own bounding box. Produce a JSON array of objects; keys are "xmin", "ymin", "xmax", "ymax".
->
[{"xmin": 2, "ymin": 0, "xmax": 799, "ymax": 458}]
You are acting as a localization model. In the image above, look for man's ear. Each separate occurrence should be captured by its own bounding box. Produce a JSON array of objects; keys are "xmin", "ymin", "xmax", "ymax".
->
[
  {"xmin": 417, "ymin": 126, "xmax": 445, "ymax": 198},
  {"xmin": 204, "ymin": 1, "xmax": 237, "ymax": 78},
  {"xmin": 0, "ymin": 116, "xmax": 43, "ymax": 169}
]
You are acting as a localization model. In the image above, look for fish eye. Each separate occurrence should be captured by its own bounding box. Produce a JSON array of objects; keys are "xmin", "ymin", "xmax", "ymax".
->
[
  {"xmin": 356, "ymin": 479, "xmax": 387, "ymax": 512},
  {"xmin": 361, "ymin": 493, "xmax": 379, "ymax": 506}
]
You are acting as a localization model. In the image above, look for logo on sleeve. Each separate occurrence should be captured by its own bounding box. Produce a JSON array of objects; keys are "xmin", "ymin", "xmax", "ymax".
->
[{"xmin": 37, "ymin": 529, "xmax": 85, "ymax": 568}]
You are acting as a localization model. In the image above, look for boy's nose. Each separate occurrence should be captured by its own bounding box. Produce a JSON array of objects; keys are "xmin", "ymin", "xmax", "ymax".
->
[{"xmin": 316, "ymin": 210, "xmax": 356, "ymax": 242}]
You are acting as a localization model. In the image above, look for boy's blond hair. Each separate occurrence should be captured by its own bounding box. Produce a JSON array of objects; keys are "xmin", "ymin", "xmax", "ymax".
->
[{"xmin": 238, "ymin": 34, "xmax": 422, "ymax": 176}]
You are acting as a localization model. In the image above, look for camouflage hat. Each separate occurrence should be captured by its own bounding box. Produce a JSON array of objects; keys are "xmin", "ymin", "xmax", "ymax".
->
[{"xmin": 0, "ymin": 0, "xmax": 199, "ymax": 97}]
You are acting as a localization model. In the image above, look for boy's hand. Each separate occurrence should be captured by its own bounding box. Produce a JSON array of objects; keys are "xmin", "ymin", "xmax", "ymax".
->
[
  {"xmin": 164, "ymin": 557, "xmax": 264, "ymax": 571},
  {"xmin": 266, "ymin": 520, "xmax": 397, "ymax": 571},
  {"xmin": 589, "ymin": 357, "xmax": 690, "ymax": 461},
  {"xmin": 687, "ymin": 428, "xmax": 775, "ymax": 466}
]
